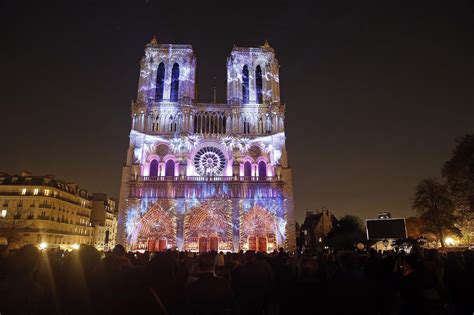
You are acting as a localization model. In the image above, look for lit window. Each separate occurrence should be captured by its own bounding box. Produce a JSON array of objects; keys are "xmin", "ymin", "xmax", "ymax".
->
[
  {"xmin": 33, "ymin": 188, "xmax": 39, "ymax": 195},
  {"xmin": 21, "ymin": 188, "xmax": 27, "ymax": 195},
  {"xmin": 1, "ymin": 210, "xmax": 7, "ymax": 218},
  {"xmin": 44, "ymin": 189, "xmax": 50, "ymax": 196}
]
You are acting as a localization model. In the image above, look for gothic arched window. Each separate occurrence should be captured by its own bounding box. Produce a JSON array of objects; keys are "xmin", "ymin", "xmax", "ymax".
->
[
  {"xmin": 256, "ymin": 65, "xmax": 263, "ymax": 104},
  {"xmin": 169, "ymin": 115, "xmax": 174, "ymax": 132},
  {"xmin": 243, "ymin": 117, "xmax": 250, "ymax": 134},
  {"xmin": 165, "ymin": 160, "xmax": 175, "ymax": 177},
  {"xmin": 258, "ymin": 117, "xmax": 263, "ymax": 134},
  {"xmin": 242, "ymin": 65, "xmax": 249, "ymax": 104},
  {"xmin": 244, "ymin": 161, "xmax": 252, "ymax": 178},
  {"xmin": 150, "ymin": 159, "xmax": 159, "ymax": 177},
  {"xmin": 265, "ymin": 115, "xmax": 272, "ymax": 134},
  {"xmin": 153, "ymin": 114, "xmax": 160, "ymax": 131},
  {"xmin": 170, "ymin": 63, "xmax": 180, "ymax": 102},
  {"xmin": 155, "ymin": 62, "xmax": 165, "ymax": 102},
  {"xmin": 258, "ymin": 161, "xmax": 267, "ymax": 179}
]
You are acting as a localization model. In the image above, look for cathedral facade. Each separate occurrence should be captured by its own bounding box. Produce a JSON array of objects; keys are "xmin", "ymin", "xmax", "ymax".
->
[{"xmin": 117, "ymin": 38, "xmax": 295, "ymax": 252}]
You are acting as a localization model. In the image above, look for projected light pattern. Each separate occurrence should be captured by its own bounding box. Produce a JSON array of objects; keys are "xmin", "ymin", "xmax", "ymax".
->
[
  {"xmin": 240, "ymin": 204, "xmax": 277, "ymax": 251},
  {"xmin": 184, "ymin": 199, "xmax": 233, "ymax": 251},
  {"xmin": 240, "ymin": 198, "xmax": 286, "ymax": 250},
  {"xmin": 127, "ymin": 199, "xmax": 177, "ymax": 250},
  {"xmin": 118, "ymin": 41, "xmax": 295, "ymax": 252},
  {"xmin": 137, "ymin": 42, "xmax": 196, "ymax": 103},
  {"xmin": 129, "ymin": 183, "xmax": 283, "ymax": 200},
  {"xmin": 227, "ymin": 43, "xmax": 279, "ymax": 104},
  {"xmin": 193, "ymin": 146, "xmax": 226, "ymax": 176},
  {"xmin": 125, "ymin": 193, "xmax": 286, "ymax": 252}
]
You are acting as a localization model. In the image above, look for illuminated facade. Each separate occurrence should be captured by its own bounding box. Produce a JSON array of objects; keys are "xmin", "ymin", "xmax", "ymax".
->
[
  {"xmin": 0, "ymin": 172, "xmax": 95, "ymax": 249},
  {"xmin": 118, "ymin": 38, "xmax": 295, "ymax": 252},
  {"xmin": 91, "ymin": 193, "xmax": 118, "ymax": 251}
]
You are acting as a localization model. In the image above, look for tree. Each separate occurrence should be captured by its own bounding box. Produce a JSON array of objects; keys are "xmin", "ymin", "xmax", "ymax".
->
[
  {"xmin": 405, "ymin": 216, "xmax": 428, "ymax": 239},
  {"xmin": 412, "ymin": 178, "xmax": 460, "ymax": 247},
  {"xmin": 326, "ymin": 215, "xmax": 365, "ymax": 251},
  {"xmin": 0, "ymin": 208, "xmax": 32, "ymax": 250},
  {"xmin": 442, "ymin": 134, "xmax": 474, "ymax": 212}
]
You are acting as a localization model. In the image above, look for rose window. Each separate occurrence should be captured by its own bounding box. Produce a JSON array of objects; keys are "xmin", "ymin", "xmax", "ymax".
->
[{"xmin": 193, "ymin": 146, "xmax": 226, "ymax": 176}]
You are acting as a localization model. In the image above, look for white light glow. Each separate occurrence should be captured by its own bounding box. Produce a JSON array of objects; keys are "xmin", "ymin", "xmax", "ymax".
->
[{"xmin": 445, "ymin": 237, "xmax": 456, "ymax": 246}]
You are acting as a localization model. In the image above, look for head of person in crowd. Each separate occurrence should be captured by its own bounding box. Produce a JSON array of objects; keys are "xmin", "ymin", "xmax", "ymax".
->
[
  {"xmin": 198, "ymin": 252, "xmax": 216, "ymax": 274},
  {"xmin": 145, "ymin": 252, "xmax": 177, "ymax": 286},
  {"xmin": 245, "ymin": 250, "xmax": 256, "ymax": 263},
  {"xmin": 255, "ymin": 251, "xmax": 265, "ymax": 261},
  {"xmin": 298, "ymin": 256, "xmax": 318, "ymax": 280},
  {"xmin": 8, "ymin": 244, "xmax": 41, "ymax": 278},
  {"xmin": 336, "ymin": 251, "xmax": 359, "ymax": 273},
  {"xmin": 403, "ymin": 254, "xmax": 421, "ymax": 276},
  {"xmin": 112, "ymin": 244, "xmax": 127, "ymax": 257},
  {"xmin": 71, "ymin": 245, "xmax": 101, "ymax": 275},
  {"xmin": 215, "ymin": 253, "xmax": 225, "ymax": 268}
]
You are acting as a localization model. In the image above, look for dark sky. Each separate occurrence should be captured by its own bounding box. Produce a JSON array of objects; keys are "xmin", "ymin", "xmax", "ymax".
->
[{"xmin": 1, "ymin": 1, "xmax": 473, "ymax": 224}]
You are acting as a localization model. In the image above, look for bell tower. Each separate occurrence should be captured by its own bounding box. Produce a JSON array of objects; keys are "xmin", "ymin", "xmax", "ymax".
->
[
  {"xmin": 137, "ymin": 36, "xmax": 196, "ymax": 104},
  {"xmin": 227, "ymin": 41, "xmax": 280, "ymax": 106}
]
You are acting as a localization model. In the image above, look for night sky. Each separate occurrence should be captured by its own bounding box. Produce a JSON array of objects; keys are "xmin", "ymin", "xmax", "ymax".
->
[{"xmin": 1, "ymin": 1, "xmax": 473, "ymax": 224}]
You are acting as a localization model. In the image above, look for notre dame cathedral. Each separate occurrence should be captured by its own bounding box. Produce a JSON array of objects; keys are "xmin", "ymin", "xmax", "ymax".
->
[{"xmin": 117, "ymin": 37, "xmax": 295, "ymax": 252}]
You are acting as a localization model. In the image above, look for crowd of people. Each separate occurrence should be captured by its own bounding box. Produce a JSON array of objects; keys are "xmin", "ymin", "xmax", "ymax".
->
[{"xmin": 0, "ymin": 244, "xmax": 473, "ymax": 315}]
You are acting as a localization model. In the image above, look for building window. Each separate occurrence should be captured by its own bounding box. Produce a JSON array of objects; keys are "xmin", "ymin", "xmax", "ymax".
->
[
  {"xmin": 1, "ymin": 209, "xmax": 7, "ymax": 218},
  {"xmin": 155, "ymin": 62, "xmax": 165, "ymax": 102},
  {"xmin": 242, "ymin": 65, "xmax": 249, "ymax": 104},
  {"xmin": 244, "ymin": 161, "xmax": 252, "ymax": 178},
  {"xmin": 256, "ymin": 65, "xmax": 263, "ymax": 104},
  {"xmin": 265, "ymin": 115, "xmax": 272, "ymax": 134},
  {"xmin": 33, "ymin": 188, "xmax": 39, "ymax": 195},
  {"xmin": 169, "ymin": 115, "xmax": 177, "ymax": 132},
  {"xmin": 21, "ymin": 188, "xmax": 27, "ymax": 195},
  {"xmin": 149, "ymin": 159, "xmax": 159, "ymax": 177},
  {"xmin": 170, "ymin": 63, "xmax": 180, "ymax": 102},
  {"xmin": 165, "ymin": 160, "xmax": 175, "ymax": 177},
  {"xmin": 153, "ymin": 114, "xmax": 160, "ymax": 131},
  {"xmin": 243, "ymin": 118, "xmax": 250, "ymax": 134},
  {"xmin": 258, "ymin": 161, "xmax": 267, "ymax": 179}
]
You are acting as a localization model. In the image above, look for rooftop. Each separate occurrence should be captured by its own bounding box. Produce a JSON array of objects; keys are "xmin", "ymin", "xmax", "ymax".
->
[{"xmin": 0, "ymin": 173, "xmax": 91, "ymax": 199}]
